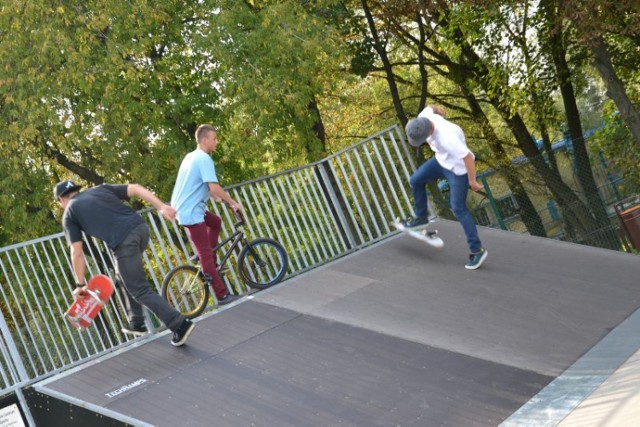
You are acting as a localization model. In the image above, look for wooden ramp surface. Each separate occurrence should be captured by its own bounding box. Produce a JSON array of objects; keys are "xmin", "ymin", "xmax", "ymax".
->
[{"xmin": 34, "ymin": 220, "xmax": 640, "ymax": 426}]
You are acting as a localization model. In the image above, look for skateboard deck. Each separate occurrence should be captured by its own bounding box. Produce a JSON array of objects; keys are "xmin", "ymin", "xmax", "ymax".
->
[
  {"xmin": 391, "ymin": 218, "xmax": 444, "ymax": 248},
  {"xmin": 64, "ymin": 274, "xmax": 114, "ymax": 330}
]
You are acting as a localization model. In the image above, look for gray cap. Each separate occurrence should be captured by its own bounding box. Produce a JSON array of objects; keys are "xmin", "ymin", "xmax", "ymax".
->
[{"xmin": 405, "ymin": 117, "xmax": 432, "ymax": 147}]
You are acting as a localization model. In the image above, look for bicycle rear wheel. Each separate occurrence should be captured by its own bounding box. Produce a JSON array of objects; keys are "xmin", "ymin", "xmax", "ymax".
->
[
  {"xmin": 161, "ymin": 265, "xmax": 209, "ymax": 319},
  {"xmin": 238, "ymin": 238, "xmax": 288, "ymax": 290}
]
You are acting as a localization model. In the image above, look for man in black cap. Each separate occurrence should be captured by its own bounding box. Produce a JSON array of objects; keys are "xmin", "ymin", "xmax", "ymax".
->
[{"xmin": 54, "ymin": 180, "xmax": 196, "ymax": 346}]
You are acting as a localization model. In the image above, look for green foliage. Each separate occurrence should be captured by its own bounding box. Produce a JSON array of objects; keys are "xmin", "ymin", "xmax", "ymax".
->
[
  {"xmin": 1, "ymin": 0, "xmax": 638, "ymax": 248},
  {"xmin": 0, "ymin": 0, "xmax": 349, "ymax": 245},
  {"xmin": 206, "ymin": 0, "xmax": 349, "ymax": 173},
  {"xmin": 591, "ymin": 102, "xmax": 640, "ymax": 196}
]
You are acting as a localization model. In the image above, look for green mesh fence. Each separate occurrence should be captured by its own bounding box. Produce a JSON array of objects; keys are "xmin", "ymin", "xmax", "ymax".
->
[{"xmin": 431, "ymin": 141, "xmax": 640, "ymax": 254}]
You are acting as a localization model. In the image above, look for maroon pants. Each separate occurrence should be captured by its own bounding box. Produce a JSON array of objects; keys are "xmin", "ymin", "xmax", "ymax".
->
[{"xmin": 185, "ymin": 211, "xmax": 227, "ymax": 298}]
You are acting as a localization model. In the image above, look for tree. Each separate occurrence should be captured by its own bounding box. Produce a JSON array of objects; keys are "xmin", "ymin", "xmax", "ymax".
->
[
  {"xmin": 562, "ymin": 0, "xmax": 640, "ymax": 148},
  {"xmin": 0, "ymin": 0, "xmax": 349, "ymax": 244}
]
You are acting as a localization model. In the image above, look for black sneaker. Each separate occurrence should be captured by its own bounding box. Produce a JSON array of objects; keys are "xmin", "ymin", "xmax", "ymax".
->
[
  {"xmin": 121, "ymin": 322, "xmax": 148, "ymax": 337},
  {"xmin": 171, "ymin": 319, "xmax": 195, "ymax": 347},
  {"xmin": 400, "ymin": 216, "xmax": 430, "ymax": 230},
  {"xmin": 217, "ymin": 293, "xmax": 240, "ymax": 306}
]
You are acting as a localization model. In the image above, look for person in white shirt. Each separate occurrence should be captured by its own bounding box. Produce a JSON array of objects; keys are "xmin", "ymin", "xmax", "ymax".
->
[{"xmin": 403, "ymin": 105, "xmax": 488, "ymax": 270}]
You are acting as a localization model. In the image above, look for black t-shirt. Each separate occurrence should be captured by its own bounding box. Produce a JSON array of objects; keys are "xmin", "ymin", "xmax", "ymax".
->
[{"xmin": 62, "ymin": 184, "xmax": 144, "ymax": 250}]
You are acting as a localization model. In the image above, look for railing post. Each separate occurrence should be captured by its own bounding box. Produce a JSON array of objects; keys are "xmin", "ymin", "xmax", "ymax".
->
[
  {"xmin": 0, "ymin": 314, "xmax": 37, "ymax": 426},
  {"xmin": 481, "ymin": 176, "xmax": 508, "ymax": 230},
  {"xmin": 315, "ymin": 161, "xmax": 360, "ymax": 249}
]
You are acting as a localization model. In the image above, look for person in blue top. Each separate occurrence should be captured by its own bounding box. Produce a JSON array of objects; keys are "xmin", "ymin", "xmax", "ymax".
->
[
  {"xmin": 403, "ymin": 105, "xmax": 488, "ymax": 270},
  {"xmin": 171, "ymin": 124, "xmax": 243, "ymax": 306}
]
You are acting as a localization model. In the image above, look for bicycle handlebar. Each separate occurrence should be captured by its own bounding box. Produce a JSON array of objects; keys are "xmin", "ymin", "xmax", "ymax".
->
[{"xmin": 233, "ymin": 209, "xmax": 245, "ymax": 227}]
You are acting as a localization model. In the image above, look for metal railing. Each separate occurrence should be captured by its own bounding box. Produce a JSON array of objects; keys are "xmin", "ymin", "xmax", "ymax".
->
[{"xmin": 0, "ymin": 124, "xmax": 416, "ymax": 397}]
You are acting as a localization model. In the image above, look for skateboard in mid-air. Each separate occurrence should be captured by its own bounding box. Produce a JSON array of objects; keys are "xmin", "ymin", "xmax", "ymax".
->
[
  {"xmin": 391, "ymin": 217, "xmax": 444, "ymax": 248},
  {"xmin": 64, "ymin": 274, "xmax": 114, "ymax": 330}
]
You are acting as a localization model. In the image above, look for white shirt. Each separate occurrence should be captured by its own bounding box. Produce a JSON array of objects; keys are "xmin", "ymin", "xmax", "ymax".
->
[{"xmin": 418, "ymin": 107, "xmax": 472, "ymax": 175}]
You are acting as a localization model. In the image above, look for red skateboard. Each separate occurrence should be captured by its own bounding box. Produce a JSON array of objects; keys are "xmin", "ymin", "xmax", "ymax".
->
[{"xmin": 64, "ymin": 274, "xmax": 114, "ymax": 330}]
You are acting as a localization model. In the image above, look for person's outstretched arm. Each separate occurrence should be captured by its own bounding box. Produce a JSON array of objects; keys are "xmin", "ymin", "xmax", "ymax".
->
[{"xmin": 127, "ymin": 183, "xmax": 176, "ymax": 221}]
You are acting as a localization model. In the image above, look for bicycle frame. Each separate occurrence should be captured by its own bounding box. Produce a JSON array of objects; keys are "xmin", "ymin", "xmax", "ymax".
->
[{"xmin": 212, "ymin": 227, "xmax": 249, "ymax": 273}]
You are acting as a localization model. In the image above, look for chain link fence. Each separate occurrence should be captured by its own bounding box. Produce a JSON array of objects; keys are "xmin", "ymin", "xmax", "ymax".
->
[{"xmin": 460, "ymin": 137, "xmax": 638, "ymax": 253}]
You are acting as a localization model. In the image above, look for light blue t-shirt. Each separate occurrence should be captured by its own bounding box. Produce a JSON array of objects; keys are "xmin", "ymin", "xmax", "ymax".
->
[{"xmin": 171, "ymin": 149, "xmax": 218, "ymax": 226}]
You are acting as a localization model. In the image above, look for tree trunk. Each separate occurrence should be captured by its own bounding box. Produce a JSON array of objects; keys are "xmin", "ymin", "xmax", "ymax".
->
[
  {"xmin": 362, "ymin": 0, "xmax": 451, "ymax": 217},
  {"xmin": 466, "ymin": 95, "xmax": 547, "ymax": 237},
  {"xmin": 361, "ymin": 0, "xmax": 407, "ymax": 126},
  {"xmin": 449, "ymin": 22, "xmax": 614, "ymax": 248},
  {"xmin": 547, "ymin": 19, "xmax": 618, "ymax": 249},
  {"xmin": 591, "ymin": 36, "xmax": 640, "ymax": 150},
  {"xmin": 308, "ymin": 95, "xmax": 327, "ymax": 160}
]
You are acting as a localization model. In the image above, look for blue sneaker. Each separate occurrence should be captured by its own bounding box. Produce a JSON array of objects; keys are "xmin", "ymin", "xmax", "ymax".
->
[
  {"xmin": 465, "ymin": 248, "xmax": 488, "ymax": 270},
  {"xmin": 400, "ymin": 216, "xmax": 430, "ymax": 230}
]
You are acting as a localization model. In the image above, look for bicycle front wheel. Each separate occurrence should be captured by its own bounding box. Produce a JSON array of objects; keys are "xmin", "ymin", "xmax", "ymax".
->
[
  {"xmin": 161, "ymin": 265, "xmax": 209, "ymax": 319},
  {"xmin": 238, "ymin": 238, "xmax": 288, "ymax": 290}
]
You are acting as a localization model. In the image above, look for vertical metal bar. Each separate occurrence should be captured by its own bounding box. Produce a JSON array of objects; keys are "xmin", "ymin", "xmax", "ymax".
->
[
  {"xmin": 481, "ymin": 175, "xmax": 507, "ymax": 230},
  {"xmin": 46, "ymin": 238, "xmax": 84, "ymax": 358},
  {"xmin": 317, "ymin": 161, "xmax": 358, "ymax": 249},
  {"xmin": 246, "ymin": 183, "xmax": 302, "ymax": 272},
  {"xmin": 5, "ymin": 251, "xmax": 44, "ymax": 373},
  {"xmin": 379, "ymin": 134, "xmax": 415, "ymax": 216},
  {"xmin": 42, "ymin": 240, "xmax": 77, "ymax": 356},
  {"xmin": 14, "ymin": 388, "xmax": 36, "ymax": 427},
  {"xmin": 353, "ymin": 147, "xmax": 385, "ymax": 237},
  {"xmin": 50, "ymin": 237, "xmax": 92, "ymax": 358},
  {"xmin": 306, "ymin": 168, "xmax": 347, "ymax": 254},
  {"xmin": 392, "ymin": 125, "xmax": 417, "ymax": 171},
  {"xmin": 333, "ymin": 155, "xmax": 367, "ymax": 244},
  {"xmin": 302, "ymin": 169, "xmax": 342, "ymax": 257},
  {"xmin": 281, "ymin": 173, "xmax": 321, "ymax": 265},
  {"xmin": 266, "ymin": 177, "xmax": 310, "ymax": 269},
  {"xmin": 33, "ymin": 241, "xmax": 73, "ymax": 364},
  {"xmin": 370, "ymin": 136, "xmax": 406, "ymax": 217},
  {"xmin": 291, "ymin": 171, "xmax": 331, "ymax": 260},
  {"xmin": 344, "ymin": 151, "xmax": 376, "ymax": 240},
  {"xmin": 0, "ymin": 336, "xmax": 17, "ymax": 385},
  {"xmin": 363, "ymin": 142, "xmax": 395, "ymax": 232},
  {"xmin": 144, "ymin": 211, "xmax": 173, "ymax": 288},
  {"xmin": 0, "ymin": 301, "xmax": 29, "ymax": 385}
]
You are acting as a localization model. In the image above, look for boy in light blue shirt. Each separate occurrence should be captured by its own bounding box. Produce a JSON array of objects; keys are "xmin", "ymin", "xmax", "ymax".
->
[{"xmin": 171, "ymin": 124, "xmax": 243, "ymax": 305}]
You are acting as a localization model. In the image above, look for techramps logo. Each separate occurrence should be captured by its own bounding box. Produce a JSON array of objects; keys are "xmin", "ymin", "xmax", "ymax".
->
[{"xmin": 105, "ymin": 378, "xmax": 148, "ymax": 398}]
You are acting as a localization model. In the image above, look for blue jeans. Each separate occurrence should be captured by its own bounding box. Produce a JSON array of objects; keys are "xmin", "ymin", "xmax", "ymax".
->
[{"xmin": 410, "ymin": 157, "xmax": 482, "ymax": 253}]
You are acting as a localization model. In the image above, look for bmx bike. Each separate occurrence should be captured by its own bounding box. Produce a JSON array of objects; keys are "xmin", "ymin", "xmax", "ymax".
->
[{"xmin": 161, "ymin": 212, "xmax": 288, "ymax": 318}]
